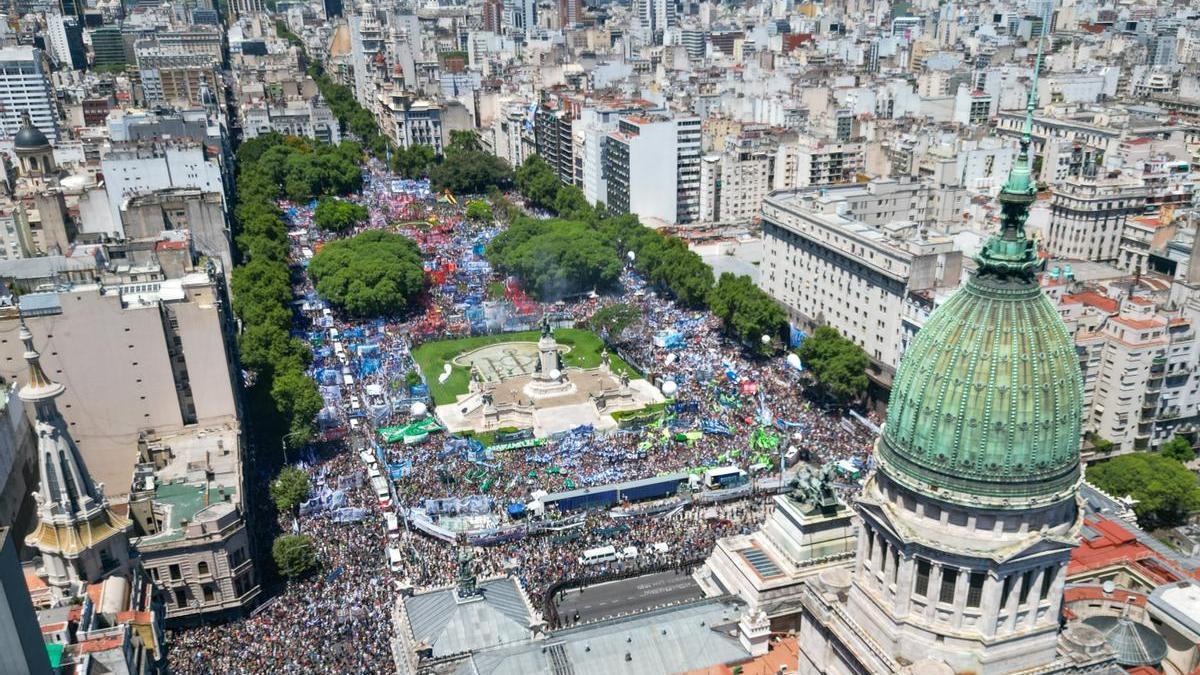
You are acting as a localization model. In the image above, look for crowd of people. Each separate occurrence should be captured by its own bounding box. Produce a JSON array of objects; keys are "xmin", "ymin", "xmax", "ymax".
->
[{"xmin": 166, "ymin": 162, "xmax": 881, "ymax": 673}]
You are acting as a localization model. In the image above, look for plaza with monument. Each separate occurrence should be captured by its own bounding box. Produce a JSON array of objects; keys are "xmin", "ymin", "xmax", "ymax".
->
[{"xmin": 429, "ymin": 318, "xmax": 664, "ymax": 437}]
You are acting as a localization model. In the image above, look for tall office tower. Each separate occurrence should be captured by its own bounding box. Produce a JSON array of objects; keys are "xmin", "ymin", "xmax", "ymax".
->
[
  {"xmin": 634, "ymin": 0, "xmax": 676, "ymax": 43},
  {"xmin": 0, "ymin": 528, "xmax": 52, "ymax": 675},
  {"xmin": 482, "ymin": 0, "xmax": 504, "ymax": 32},
  {"xmin": 504, "ymin": 0, "xmax": 536, "ymax": 35},
  {"xmin": 558, "ymin": 0, "xmax": 582, "ymax": 27},
  {"xmin": 0, "ymin": 47, "xmax": 58, "ymax": 143}
]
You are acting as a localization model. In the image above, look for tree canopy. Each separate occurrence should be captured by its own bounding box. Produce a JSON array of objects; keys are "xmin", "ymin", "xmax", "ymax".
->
[
  {"xmin": 797, "ymin": 326, "xmax": 869, "ymax": 404},
  {"xmin": 272, "ymin": 534, "xmax": 318, "ymax": 578},
  {"xmin": 429, "ymin": 132, "xmax": 513, "ymax": 195},
  {"xmin": 487, "ymin": 217, "xmax": 622, "ymax": 300},
  {"xmin": 230, "ymin": 133, "xmax": 326, "ymax": 448},
  {"xmin": 465, "ymin": 199, "xmax": 492, "ymax": 221},
  {"xmin": 242, "ymin": 135, "xmax": 364, "ymax": 202},
  {"xmin": 1086, "ymin": 453, "xmax": 1200, "ymax": 529},
  {"xmin": 588, "ymin": 303, "xmax": 641, "ymax": 341},
  {"xmin": 269, "ymin": 466, "xmax": 311, "ymax": 514},
  {"xmin": 314, "ymin": 197, "xmax": 368, "ymax": 232},
  {"xmin": 1159, "ymin": 435, "xmax": 1196, "ymax": 464},
  {"xmin": 708, "ymin": 273, "xmax": 788, "ymax": 355},
  {"xmin": 515, "ymin": 155, "xmax": 561, "ymax": 211},
  {"xmin": 308, "ymin": 230, "xmax": 426, "ymax": 317},
  {"xmin": 597, "ymin": 215, "xmax": 713, "ymax": 308},
  {"xmin": 393, "ymin": 143, "xmax": 436, "ymax": 179}
]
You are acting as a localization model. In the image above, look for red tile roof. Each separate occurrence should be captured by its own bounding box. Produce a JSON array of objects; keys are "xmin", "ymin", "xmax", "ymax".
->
[{"xmin": 1061, "ymin": 291, "xmax": 1119, "ymax": 314}]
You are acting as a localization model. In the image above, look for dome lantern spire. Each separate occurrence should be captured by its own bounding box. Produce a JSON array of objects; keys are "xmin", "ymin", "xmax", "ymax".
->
[{"xmin": 977, "ymin": 38, "xmax": 1044, "ymax": 281}]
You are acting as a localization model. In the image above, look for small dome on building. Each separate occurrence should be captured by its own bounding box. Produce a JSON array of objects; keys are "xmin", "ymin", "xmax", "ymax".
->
[
  {"xmin": 1082, "ymin": 615, "xmax": 1168, "ymax": 668},
  {"xmin": 13, "ymin": 115, "xmax": 50, "ymax": 151}
]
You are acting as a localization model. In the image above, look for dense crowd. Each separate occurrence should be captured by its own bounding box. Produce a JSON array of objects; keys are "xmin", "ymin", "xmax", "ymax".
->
[{"xmin": 167, "ymin": 162, "xmax": 879, "ymax": 674}]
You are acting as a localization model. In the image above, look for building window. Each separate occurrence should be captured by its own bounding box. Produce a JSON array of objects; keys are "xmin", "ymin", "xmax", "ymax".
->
[
  {"xmin": 914, "ymin": 559, "xmax": 931, "ymax": 597},
  {"xmin": 197, "ymin": 561, "xmax": 209, "ymax": 577},
  {"xmin": 967, "ymin": 572, "xmax": 986, "ymax": 608},
  {"xmin": 169, "ymin": 564, "xmax": 182, "ymax": 581},
  {"xmin": 174, "ymin": 588, "xmax": 186, "ymax": 608},
  {"xmin": 1019, "ymin": 569, "xmax": 1035, "ymax": 604},
  {"xmin": 1040, "ymin": 567, "xmax": 1055, "ymax": 600},
  {"xmin": 890, "ymin": 549, "xmax": 900, "ymax": 585},
  {"xmin": 939, "ymin": 568, "xmax": 958, "ymax": 604},
  {"xmin": 202, "ymin": 585, "xmax": 215, "ymax": 602}
]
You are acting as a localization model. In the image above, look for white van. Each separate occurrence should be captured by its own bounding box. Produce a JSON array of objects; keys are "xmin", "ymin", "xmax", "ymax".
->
[
  {"xmin": 578, "ymin": 545, "xmax": 618, "ymax": 566},
  {"xmin": 619, "ymin": 546, "xmax": 639, "ymax": 560},
  {"xmin": 651, "ymin": 542, "xmax": 670, "ymax": 554},
  {"xmin": 350, "ymin": 396, "xmax": 362, "ymax": 412},
  {"xmin": 385, "ymin": 513, "xmax": 400, "ymax": 538},
  {"xmin": 359, "ymin": 450, "xmax": 377, "ymax": 466},
  {"xmin": 344, "ymin": 373, "xmax": 355, "ymax": 387},
  {"xmin": 387, "ymin": 547, "xmax": 403, "ymax": 573}
]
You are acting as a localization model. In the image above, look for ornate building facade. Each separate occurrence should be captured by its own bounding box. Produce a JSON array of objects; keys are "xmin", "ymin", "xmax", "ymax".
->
[{"xmin": 791, "ymin": 56, "xmax": 1125, "ymax": 675}]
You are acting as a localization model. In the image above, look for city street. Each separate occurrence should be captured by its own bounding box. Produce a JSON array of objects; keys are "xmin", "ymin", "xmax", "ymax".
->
[{"xmin": 554, "ymin": 570, "xmax": 704, "ymax": 624}]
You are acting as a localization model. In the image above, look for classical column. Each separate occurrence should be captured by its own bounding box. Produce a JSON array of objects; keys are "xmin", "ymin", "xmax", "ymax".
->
[
  {"xmin": 979, "ymin": 572, "xmax": 1005, "ymax": 640},
  {"xmin": 1001, "ymin": 573, "xmax": 1021, "ymax": 635}
]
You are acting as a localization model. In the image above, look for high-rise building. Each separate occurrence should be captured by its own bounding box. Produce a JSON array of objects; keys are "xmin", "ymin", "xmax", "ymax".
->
[
  {"xmin": 504, "ymin": 0, "xmax": 537, "ymax": 35},
  {"xmin": 45, "ymin": 15, "xmax": 87, "ymax": 71},
  {"xmin": 558, "ymin": 0, "xmax": 582, "ymax": 27},
  {"xmin": 482, "ymin": 0, "xmax": 504, "ymax": 32},
  {"xmin": 604, "ymin": 113, "xmax": 701, "ymax": 224},
  {"xmin": 0, "ymin": 527, "xmax": 51, "ymax": 675},
  {"xmin": 633, "ymin": 0, "xmax": 676, "ymax": 43},
  {"xmin": 0, "ymin": 47, "xmax": 59, "ymax": 144},
  {"xmin": 89, "ymin": 26, "xmax": 127, "ymax": 68},
  {"xmin": 535, "ymin": 104, "xmax": 576, "ymax": 185}
]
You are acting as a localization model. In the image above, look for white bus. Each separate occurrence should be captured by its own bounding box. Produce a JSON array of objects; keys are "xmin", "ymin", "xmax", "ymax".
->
[
  {"xmin": 387, "ymin": 547, "xmax": 403, "ymax": 573},
  {"xmin": 385, "ymin": 513, "xmax": 400, "ymax": 538},
  {"xmin": 578, "ymin": 545, "xmax": 618, "ymax": 566},
  {"xmin": 371, "ymin": 475, "xmax": 391, "ymax": 507}
]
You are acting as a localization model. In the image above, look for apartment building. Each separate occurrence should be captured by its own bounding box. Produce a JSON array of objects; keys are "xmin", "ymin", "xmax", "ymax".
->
[
  {"xmin": 760, "ymin": 184, "xmax": 961, "ymax": 374},
  {"xmin": 0, "ymin": 255, "xmax": 238, "ymax": 497},
  {"xmin": 1065, "ymin": 292, "xmax": 1198, "ymax": 457},
  {"xmin": 0, "ymin": 47, "xmax": 59, "ymax": 143},
  {"xmin": 1045, "ymin": 172, "xmax": 1148, "ymax": 262},
  {"xmin": 772, "ymin": 133, "xmax": 865, "ymax": 190},
  {"xmin": 129, "ymin": 424, "xmax": 259, "ymax": 623}
]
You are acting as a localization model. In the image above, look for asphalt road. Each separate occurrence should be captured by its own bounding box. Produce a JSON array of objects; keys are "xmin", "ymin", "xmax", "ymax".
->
[{"xmin": 554, "ymin": 570, "xmax": 703, "ymax": 625}]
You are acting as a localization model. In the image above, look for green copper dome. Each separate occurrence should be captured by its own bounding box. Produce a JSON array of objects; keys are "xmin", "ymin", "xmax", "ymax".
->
[
  {"xmin": 878, "ymin": 42, "xmax": 1083, "ymax": 509},
  {"xmin": 878, "ymin": 273, "xmax": 1083, "ymax": 508}
]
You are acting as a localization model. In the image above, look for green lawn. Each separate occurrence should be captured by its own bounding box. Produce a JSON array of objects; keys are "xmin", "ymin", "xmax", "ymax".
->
[{"xmin": 412, "ymin": 329, "xmax": 639, "ymax": 405}]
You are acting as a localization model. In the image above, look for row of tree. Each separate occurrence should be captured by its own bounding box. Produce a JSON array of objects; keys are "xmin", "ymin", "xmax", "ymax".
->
[
  {"xmin": 507, "ymin": 154, "xmax": 788, "ymax": 353},
  {"xmin": 231, "ymin": 133, "xmax": 327, "ymax": 452},
  {"xmin": 241, "ymin": 135, "xmax": 364, "ymax": 204},
  {"xmin": 311, "ymin": 69, "xmax": 391, "ymax": 160},
  {"xmin": 796, "ymin": 326, "xmax": 870, "ymax": 404}
]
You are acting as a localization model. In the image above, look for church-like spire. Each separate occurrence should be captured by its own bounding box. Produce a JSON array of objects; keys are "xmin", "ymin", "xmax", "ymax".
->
[
  {"xmin": 19, "ymin": 317, "xmax": 101, "ymax": 523},
  {"xmin": 22, "ymin": 317, "xmax": 131, "ymax": 590},
  {"xmin": 977, "ymin": 39, "xmax": 1044, "ymax": 281}
]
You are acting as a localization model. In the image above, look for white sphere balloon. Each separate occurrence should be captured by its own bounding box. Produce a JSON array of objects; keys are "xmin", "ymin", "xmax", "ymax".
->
[
  {"xmin": 761, "ymin": 334, "xmax": 772, "ymax": 345},
  {"xmin": 411, "ymin": 401, "xmax": 427, "ymax": 417},
  {"xmin": 661, "ymin": 380, "xmax": 678, "ymax": 397},
  {"xmin": 550, "ymin": 369, "xmax": 561, "ymax": 380},
  {"xmin": 786, "ymin": 353, "xmax": 801, "ymax": 369},
  {"xmin": 627, "ymin": 250, "xmax": 636, "ymax": 261}
]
